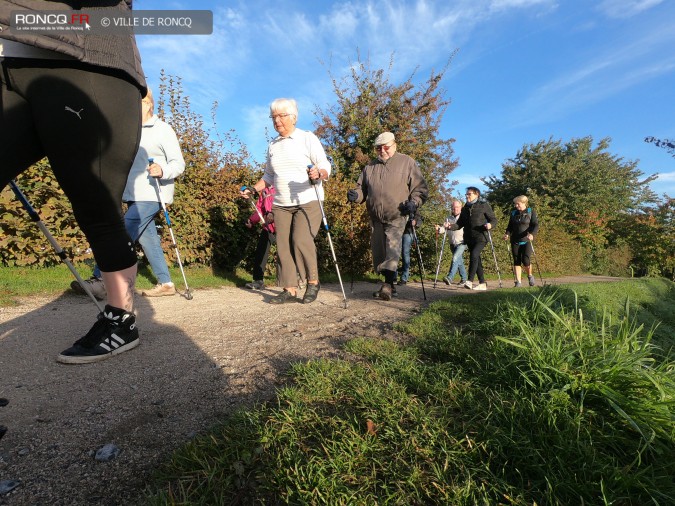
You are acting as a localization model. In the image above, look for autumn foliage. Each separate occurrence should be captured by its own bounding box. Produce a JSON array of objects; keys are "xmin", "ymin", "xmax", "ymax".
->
[{"xmin": 1, "ymin": 64, "xmax": 672, "ymax": 281}]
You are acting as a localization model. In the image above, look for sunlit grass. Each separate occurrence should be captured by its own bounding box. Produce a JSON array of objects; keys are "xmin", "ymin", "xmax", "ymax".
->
[{"xmin": 146, "ymin": 278, "xmax": 674, "ymax": 505}]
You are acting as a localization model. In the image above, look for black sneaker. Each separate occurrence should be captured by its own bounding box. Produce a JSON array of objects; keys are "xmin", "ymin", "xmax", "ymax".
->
[
  {"xmin": 302, "ymin": 283, "xmax": 320, "ymax": 304},
  {"xmin": 57, "ymin": 305, "xmax": 139, "ymax": 364},
  {"xmin": 269, "ymin": 289, "xmax": 298, "ymax": 304},
  {"xmin": 70, "ymin": 276, "xmax": 106, "ymax": 301}
]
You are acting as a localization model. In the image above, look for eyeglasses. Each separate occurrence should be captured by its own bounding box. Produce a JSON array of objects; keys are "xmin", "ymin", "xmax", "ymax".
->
[
  {"xmin": 375, "ymin": 143, "xmax": 394, "ymax": 151},
  {"xmin": 270, "ymin": 113, "xmax": 294, "ymax": 120}
]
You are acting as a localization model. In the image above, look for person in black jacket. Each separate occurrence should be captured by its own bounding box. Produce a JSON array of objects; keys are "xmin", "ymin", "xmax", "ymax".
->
[
  {"xmin": 447, "ymin": 187, "xmax": 497, "ymax": 291},
  {"xmin": 504, "ymin": 195, "xmax": 539, "ymax": 286}
]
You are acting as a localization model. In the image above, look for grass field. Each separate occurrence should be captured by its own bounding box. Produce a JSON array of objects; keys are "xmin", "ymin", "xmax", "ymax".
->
[{"xmin": 138, "ymin": 278, "xmax": 675, "ymax": 505}]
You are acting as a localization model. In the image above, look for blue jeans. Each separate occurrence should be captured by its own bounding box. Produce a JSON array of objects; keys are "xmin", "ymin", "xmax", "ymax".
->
[
  {"xmin": 446, "ymin": 243, "xmax": 467, "ymax": 282},
  {"xmin": 94, "ymin": 201, "xmax": 171, "ymax": 284},
  {"xmin": 399, "ymin": 231, "xmax": 413, "ymax": 282}
]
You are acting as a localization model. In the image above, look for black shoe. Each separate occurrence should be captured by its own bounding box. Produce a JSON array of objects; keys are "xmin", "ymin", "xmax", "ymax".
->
[
  {"xmin": 377, "ymin": 283, "xmax": 392, "ymax": 301},
  {"xmin": 397, "ymin": 279, "xmax": 407, "ymax": 285},
  {"xmin": 70, "ymin": 276, "xmax": 106, "ymax": 300},
  {"xmin": 57, "ymin": 305, "xmax": 139, "ymax": 364},
  {"xmin": 269, "ymin": 289, "xmax": 298, "ymax": 304},
  {"xmin": 302, "ymin": 283, "xmax": 320, "ymax": 304}
]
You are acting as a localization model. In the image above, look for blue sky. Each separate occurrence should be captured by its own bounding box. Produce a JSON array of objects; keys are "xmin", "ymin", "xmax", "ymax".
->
[{"xmin": 134, "ymin": 0, "xmax": 675, "ymax": 197}]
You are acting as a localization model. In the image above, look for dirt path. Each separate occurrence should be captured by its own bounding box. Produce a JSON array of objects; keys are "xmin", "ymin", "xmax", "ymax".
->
[{"xmin": 0, "ymin": 276, "xmax": 619, "ymax": 505}]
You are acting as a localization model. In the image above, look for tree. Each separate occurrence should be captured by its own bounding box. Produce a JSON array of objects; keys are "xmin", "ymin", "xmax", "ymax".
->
[
  {"xmin": 609, "ymin": 197, "xmax": 675, "ymax": 279},
  {"xmin": 155, "ymin": 72, "xmax": 257, "ymax": 269},
  {"xmin": 645, "ymin": 136, "xmax": 675, "ymax": 158},
  {"xmin": 315, "ymin": 52, "xmax": 458, "ymax": 197},
  {"xmin": 484, "ymin": 136, "xmax": 662, "ymax": 275},
  {"xmin": 313, "ymin": 53, "xmax": 459, "ymax": 276},
  {"xmin": 485, "ymin": 136, "xmax": 657, "ymax": 221}
]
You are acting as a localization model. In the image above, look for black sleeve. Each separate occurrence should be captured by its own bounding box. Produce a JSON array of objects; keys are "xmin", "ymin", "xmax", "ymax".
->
[
  {"xmin": 529, "ymin": 209, "xmax": 540, "ymax": 236},
  {"xmin": 484, "ymin": 203, "xmax": 498, "ymax": 229},
  {"xmin": 505, "ymin": 212, "xmax": 514, "ymax": 236}
]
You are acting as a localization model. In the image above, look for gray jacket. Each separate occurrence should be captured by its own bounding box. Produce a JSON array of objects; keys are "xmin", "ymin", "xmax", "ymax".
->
[
  {"xmin": 0, "ymin": 0, "xmax": 146, "ymax": 93},
  {"xmin": 352, "ymin": 152, "xmax": 428, "ymax": 223}
]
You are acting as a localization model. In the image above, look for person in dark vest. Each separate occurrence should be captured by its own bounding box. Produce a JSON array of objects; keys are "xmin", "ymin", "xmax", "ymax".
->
[{"xmin": 504, "ymin": 195, "xmax": 539, "ymax": 287}]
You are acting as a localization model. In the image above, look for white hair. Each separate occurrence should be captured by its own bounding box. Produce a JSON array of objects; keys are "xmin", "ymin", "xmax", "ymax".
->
[{"xmin": 270, "ymin": 98, "xmax": 298, "ymax": 119}]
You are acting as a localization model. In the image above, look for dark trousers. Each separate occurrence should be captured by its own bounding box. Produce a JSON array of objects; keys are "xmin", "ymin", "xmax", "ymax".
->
[
  {"xmin": 253, "ymin": 230, "xmax": 275, "ymax": 281},
  {"xmin": 0, "ymin": 59, "xmax": 142, "ymax": 272},
  {"xmin": 467, "ymin": 240, "xmax": 487, "ymax": 284}
]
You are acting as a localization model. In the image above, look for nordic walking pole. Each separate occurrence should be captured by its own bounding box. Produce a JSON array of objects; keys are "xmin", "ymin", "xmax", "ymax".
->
[
  {"xmin": 433, "ymin": 227, "xmax": 447, "ymax": 288},
  {"xmin": 307, "ymin": 165, "xmax": 348, "ymax": 309},
  {"xmin": 486, "ymin": 228, "xmax": 503, "ymax": 288},
  {"xmin": 408, "ymin": 214, "xmax": 427, "ymax": 300},
  {"xmin": 530, "ymin": 241, "xmax": 545, "ymax": 286},
  {"xmin": 506, "ymin": 240, "xmax": 518, "ymax": 284},
  {"xmin": 433, "ymin": 226, "xmax": 438, "ymax": 286},
  {"xmin": 149, "ymin": 159, "xmax": 193, "ymax": 300},
  {"xmin": 9, "ymin": 180, "xmax": 104, "ymax": 312},
  {"xmin": 240, "ymin": 185, "xmax": 267, "ymax": 226}
]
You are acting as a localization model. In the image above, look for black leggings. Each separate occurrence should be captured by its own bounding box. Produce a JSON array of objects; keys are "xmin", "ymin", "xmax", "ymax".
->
[
  {"xmin": 0, "ymin": 59, "xmax": 141, "ymax": 272},
  {"xmin": 511, "ymin": 242, "xmax": 533, "ymax": 267},
  {"xmin": 467, "ymin": 240, "xmax": 487, "ymax": 284}
]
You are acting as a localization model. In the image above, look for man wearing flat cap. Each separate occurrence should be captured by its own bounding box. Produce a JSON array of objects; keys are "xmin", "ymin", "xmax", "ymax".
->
[{"xmin": 347, "ymin": 132, "xmax": 428, "ymax": 300}]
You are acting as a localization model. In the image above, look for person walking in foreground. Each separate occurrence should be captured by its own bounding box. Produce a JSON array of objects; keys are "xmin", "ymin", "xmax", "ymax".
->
[
  {"xmin": 71, "ymin": 87, "xmax": 186, "ymax": 299},
  {"xmin": 436, "ymin": 199, "xmax": 468, "ymax": 286},
  {"xmin": 504, "ymin": 195, "xmax": 539, "ymax": 287},
  {"xmin": 446, "ymin": 187, "xmax": 497, "ymax": 291},
  {"xmin": 1, "ymin": 0, "xmax": 146, "ymax": 364},
  {"xmin": 240, "ymin": 98, "xmax": 330, "ymax": 304},
  {"xmin": 347, "ymin": 131, "xmax": 429, "ymax": 301}
]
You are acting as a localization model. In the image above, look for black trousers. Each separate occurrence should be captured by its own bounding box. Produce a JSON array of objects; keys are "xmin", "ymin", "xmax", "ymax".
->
[
  {"xmin": 0, "ymin": 59, "xmax": 142, "ymax": 271},
  {"xmin": 467, "ymin": 240, "xmax": 487, "ymax": 284},
  {"xmin": 252, "ymin": 230, "xmax": 275, "ymax": 281}
]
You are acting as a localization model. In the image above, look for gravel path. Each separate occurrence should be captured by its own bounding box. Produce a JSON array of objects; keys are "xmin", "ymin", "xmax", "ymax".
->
[{"xmin": 0, "ymin": 276, "xmax": 618, "ymax": 505}]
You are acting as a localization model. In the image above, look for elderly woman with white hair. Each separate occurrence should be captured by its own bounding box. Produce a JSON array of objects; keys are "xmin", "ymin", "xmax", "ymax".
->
[{"xmin": 241, "ymin": 98, "xmax": 331, "ymax": 304}]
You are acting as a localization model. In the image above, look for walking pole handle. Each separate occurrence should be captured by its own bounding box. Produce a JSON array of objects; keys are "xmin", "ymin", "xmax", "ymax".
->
[
  {"xmin": 148, "ymin": 157, "xmax": 161, "ymax": 179},
  {"xmin": 307, "ymin": 165, "xmax": 319, "ymax": 185}
]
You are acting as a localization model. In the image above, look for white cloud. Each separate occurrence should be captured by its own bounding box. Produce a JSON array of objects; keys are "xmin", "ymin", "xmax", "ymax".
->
[
  {"xmin": 655, "ymin": 170, "xmax": 675, "ymax": 182},
  {"xmin": 489, "ymin": 0, "xmax": 556, "ymax": 13},
  {"xmin": 597, "ymin": 0, "xmax": 664, "ymax": 19},
  {"xmin": 512, "ymin": 21, "xmax": 675, "ymax": 127},
  {"xmin": 649, "ymin": 170, "xmax": 675, "ymax": 196}
]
